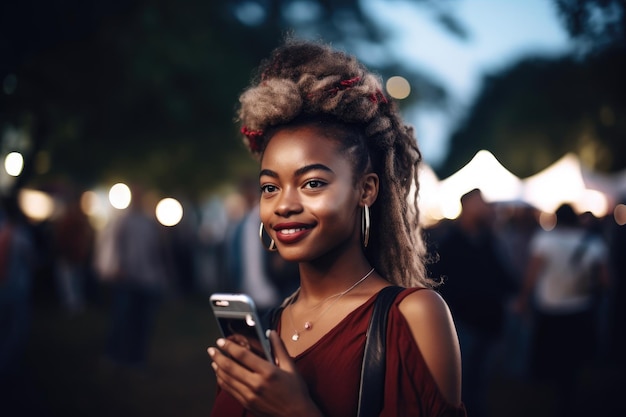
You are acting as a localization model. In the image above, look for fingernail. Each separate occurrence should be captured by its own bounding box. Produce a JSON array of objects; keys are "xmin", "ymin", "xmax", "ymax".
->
[
  {"xmin": 211, "ymin": 362, "xmax": 218, "ymax": 371},
  {"xmin": 265, "ymin": 329, "xmax": 271, "ymax": 338},
  {"xmin": 217, "ymin": 338, "xmax": 225, "ymax": 347},
  {"xmin": 208, "ymin": 347, "xmax": 216, "ymax": 357}
]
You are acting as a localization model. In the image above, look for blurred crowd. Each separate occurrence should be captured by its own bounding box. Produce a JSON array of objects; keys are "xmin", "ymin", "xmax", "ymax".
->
[
  {"xmin": 426, "ymin": 189, "xmax": 625, "ymax": 417},
  {"xmin": 0, "ymin": 180, "xmax": 624, "ymax": 416},
  {"xmin": 0, "ymin": 178, "xmax": 300, "ymax": 379}
]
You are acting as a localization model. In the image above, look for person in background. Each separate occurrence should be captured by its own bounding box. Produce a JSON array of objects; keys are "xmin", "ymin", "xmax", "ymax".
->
[
  {"xmin": 514, "ymin": 203, "xmax": 611, "ymax": 417},
  {"xmin": 608, "ymin": 196, "xmax": 626, "ymax": 368},
  {"xmin": 207, "ymin": 37, "xmax": 465, "ymax": 417},
  {"xmin": 102, "ymin": 185, "xmax": 176, "ymax": 370},
  {"xmin": 0, "ymin": 194, "xmax": 35, "ymax": 380},
  {"xmin": 428, "ymin": 188, "xmax": 517, "ymax": 417},
  {"xmin": 52, "ymin": 187, "xmax": 95, "ymax": 314}
]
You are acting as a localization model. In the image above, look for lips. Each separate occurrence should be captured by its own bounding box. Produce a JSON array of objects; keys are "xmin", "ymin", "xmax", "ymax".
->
[{"xmin": 273, "ymin": 223, "xmax": 313, "ymax": 244}]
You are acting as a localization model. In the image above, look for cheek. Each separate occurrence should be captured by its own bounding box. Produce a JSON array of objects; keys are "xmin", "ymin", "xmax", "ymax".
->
[{"xmin": 308, "ymin": 193, "xmax": 356, "ymax": 224}]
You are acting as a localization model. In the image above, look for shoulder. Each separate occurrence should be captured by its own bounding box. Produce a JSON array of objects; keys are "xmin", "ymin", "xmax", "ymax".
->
[
  {"xmin": 397, "ymin": 289, "xmax": 458, "ymax": 343},
  {"xmin": 397, "ymin": 288, "xmax": 448, "ymax": 317},
  {"xmin": 397, "ymin": 288, "xmax": 462, "ymax": 406}
]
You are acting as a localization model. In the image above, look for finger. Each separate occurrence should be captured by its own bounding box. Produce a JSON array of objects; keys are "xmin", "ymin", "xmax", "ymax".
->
[
  {"xmin": 211, "ymin": 360, "xmax": 250, "ymax": 406},
  {"xmin": 216, "ymin": 338, "xmax": 272, "ymax": 373},
  {"xmin": 210, "ymin": 344, "xmax": 278, "ymax": 412},
  {"xmin": 268, "ymin": 330, "xmax": 296, "ymax": 371},
  {"xmin": 209, "ymin": 346, "xmax": 257, "ymax": 397}
]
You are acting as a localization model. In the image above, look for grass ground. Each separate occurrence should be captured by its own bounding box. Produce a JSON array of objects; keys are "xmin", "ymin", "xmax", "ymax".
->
[{"xmin": 2, "ymin": 290, "xmax": 219, "ymax": 417}]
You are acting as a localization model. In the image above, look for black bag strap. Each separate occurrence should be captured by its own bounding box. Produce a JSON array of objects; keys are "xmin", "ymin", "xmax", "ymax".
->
[{"xmin": 357, "ymin": 286, "xmax": 405, "ymax": 417}]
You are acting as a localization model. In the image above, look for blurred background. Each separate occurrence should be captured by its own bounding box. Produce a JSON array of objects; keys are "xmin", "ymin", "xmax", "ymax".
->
[{"xmin": 0, "ymin": 0, "xmax": 624, "ymax": 416}]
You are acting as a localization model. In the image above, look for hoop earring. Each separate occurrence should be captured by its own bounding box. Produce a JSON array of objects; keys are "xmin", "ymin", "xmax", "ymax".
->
[
  {"xmin": 361, "ymin": 204, "xmax": 370, "ymax": 248},
  {"xmin": 259, "ymin": 222, "xmax": 277, "ymax": 252}
]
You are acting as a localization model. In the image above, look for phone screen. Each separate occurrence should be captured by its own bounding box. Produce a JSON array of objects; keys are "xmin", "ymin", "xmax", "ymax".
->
[{"xmin": 216, "ymin": 314, "xmax": 270, "ymax": 360}]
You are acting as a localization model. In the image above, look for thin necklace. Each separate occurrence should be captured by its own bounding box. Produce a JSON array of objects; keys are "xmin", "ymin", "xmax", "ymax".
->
[{"xmin": 287, "ymin": 268, "xmax": 375, "ymax": 342}]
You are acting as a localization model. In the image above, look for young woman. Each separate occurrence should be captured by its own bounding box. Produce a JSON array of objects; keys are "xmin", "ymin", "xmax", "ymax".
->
[{"xmin": 208, "ymin": 38, "xmax": 465, "ymax": 417}]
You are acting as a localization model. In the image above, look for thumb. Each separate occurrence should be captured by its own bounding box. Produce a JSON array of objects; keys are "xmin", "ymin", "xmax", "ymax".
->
[{"xmin": 267, "ymin": 330, "xmax": 296, "ymax": 371}]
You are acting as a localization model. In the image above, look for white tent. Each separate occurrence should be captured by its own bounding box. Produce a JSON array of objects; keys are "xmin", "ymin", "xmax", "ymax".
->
[
  {"xmin": 416, "ymin": 163, "xmax": 442, "ymax": 226},
  {"xmin": 581, "ymin": 164, "xmax": 626, "ymax": 204},
  {"xmin": 417, "ymin": 150, "xmax": 624, "ymax": 224},
  {"xmin": 521, "ymin": 153, "xmax": 618, "ymax": 216},
  {"xmin": 522, "ymin": 153, "xmax": 586, "ymax": 213},
  {"xmin": 435, "ymin": 150, "xmax": 523, "ymax": 219}
]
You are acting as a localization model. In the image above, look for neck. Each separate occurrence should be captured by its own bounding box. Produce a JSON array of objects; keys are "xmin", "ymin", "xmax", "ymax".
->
[{"xmin": 296, "ymin": 253, "xmax": 374, "ymax": 302}]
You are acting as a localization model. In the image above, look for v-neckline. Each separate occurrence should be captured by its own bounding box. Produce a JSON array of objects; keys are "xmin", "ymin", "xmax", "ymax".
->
[{"xmin": 278, "ymin": 290, "xmax": 381, "ymax": 359}]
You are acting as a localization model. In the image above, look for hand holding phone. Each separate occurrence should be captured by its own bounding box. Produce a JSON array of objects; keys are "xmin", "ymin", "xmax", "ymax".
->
[{"xmin": 210, "ymin": 293, "xmax": 273, "ymax": 361}]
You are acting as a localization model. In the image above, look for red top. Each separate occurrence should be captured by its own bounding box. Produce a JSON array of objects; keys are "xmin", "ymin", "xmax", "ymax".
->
[{"xmin": 210, "ymin": 288, "xmax": 467, "ymax": 417}]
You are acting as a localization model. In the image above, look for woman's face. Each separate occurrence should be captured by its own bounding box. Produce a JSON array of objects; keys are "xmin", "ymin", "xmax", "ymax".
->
[{"xmin": 259, "ymin": 124, "xmax": 364, "ymax": 263}]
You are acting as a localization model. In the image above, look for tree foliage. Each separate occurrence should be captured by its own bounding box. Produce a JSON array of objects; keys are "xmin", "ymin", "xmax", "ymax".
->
[
  {"xmin": 439, "ymin": 0, "xmax": 626, "ymax": 179},
  {"xmin": 555, "ymin": 0, "xmax": 625, "ymax": 54},
  {"xmin": 0, "ymin": 0, "xmax": 463, "ymax": 198}
]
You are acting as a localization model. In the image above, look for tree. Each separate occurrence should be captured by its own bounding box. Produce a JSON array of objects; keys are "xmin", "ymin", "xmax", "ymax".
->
[
  {"xmin": 0, "ymin": 0, "xmax": 465, "ymax": 199},
  {"xmin": 555, "ymin": 0, "xmax": 626, "ymax": 54},
  {"xmin": 438, "ymin": 0, "xmax": 625, "ymax": 178}
]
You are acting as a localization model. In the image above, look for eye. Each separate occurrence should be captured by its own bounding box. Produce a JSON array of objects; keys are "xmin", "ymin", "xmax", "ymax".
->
[
  {"xmin": 260, "ymin": 184, "xmax": 278, "ymax": 194},
  {"xmin": 304, "ymin": 179, "xmax": 327, "ymax": 189}
]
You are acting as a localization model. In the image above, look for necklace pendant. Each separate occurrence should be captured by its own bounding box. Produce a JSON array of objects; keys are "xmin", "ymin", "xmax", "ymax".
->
[
  {"xmin": 304, "ymin": 321, "xmax": 312, "ymax": 330},
  {"xmin": 292, "ymin": 332, "xmax": 300, "ymax": 341}
]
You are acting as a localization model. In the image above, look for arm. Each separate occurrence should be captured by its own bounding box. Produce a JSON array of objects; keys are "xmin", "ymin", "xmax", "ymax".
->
[{"xmin": 399, "ymin": 290, "xmax": 463, "ymax": 406}]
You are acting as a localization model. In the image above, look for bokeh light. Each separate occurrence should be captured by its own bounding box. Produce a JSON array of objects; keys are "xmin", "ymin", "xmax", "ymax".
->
[
  {"xmin": 539, "ymin": 211, "xmax": 557, "ymax": 231},
  {"xmin": 109, "ymin": 183, "xmax": 132, "ymax": 210},
  {"xmin": 80, "ymin": 189, "xmax": 113, "ymax": 230},
  {"xmin": 18, "ymin": 188, "xmax": 55, "ymax": 222},
  {"xmin": 80, "ymin": 191, "xmax": 99, "ymax": 216},
  {"xmin": 386, "ymin": 76, "xmax": 411, "ymax": 99},
  {"xmin": 4, "ymin": 152, "xmax": 24, "ymax": 176},
  {"xmin": 155, "ymin": 198, "xmax": 183, "ymax": 226}
]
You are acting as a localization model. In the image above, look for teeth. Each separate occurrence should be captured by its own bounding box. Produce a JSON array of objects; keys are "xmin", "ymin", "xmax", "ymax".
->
[{"xmin": 279, "ymin": 228, "xmax": 306, "ymax": 235}]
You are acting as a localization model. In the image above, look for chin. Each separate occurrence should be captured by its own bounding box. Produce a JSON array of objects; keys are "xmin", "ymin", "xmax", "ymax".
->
[{"xmin": 275, "ymin": 247, "xmax": 317, "ymax": 264}]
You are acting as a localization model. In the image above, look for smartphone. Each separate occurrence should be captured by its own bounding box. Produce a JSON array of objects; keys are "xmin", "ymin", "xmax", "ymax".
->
[{"xmin": 210, "ymin": 293, "xmax": 273, "ymax": 361}]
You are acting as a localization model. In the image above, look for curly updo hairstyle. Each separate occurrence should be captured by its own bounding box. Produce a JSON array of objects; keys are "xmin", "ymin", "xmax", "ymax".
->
[{"xmin": 237, "ymin": 37, "xmax": 436, "ymax": 288}]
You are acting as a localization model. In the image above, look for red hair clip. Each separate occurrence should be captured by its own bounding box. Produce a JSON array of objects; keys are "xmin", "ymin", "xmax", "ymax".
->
[
  {"xmin": 340, "ymin": 76, "xmax": 361, "ymax": 87},
  {"xmin": 320, "ymin": 76, "xmax": 363, "ymax": 98},
  {"xmin": 241, "ymin": 126, "xmax": 264, "ymax": 152},
  {"xmin": 369, "ymin": 89, "xmax": 388, "ymax": 104}
]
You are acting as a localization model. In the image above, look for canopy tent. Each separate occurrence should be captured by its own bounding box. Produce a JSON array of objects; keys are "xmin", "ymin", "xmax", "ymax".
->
[
  {"xmin": 437, "ymin": 150, "xmax": 523, "ymax": 203},
  {"xmin": 430, "ymin": 150, "xmax": 523, "ymax": 219},
  {"xmin": 521, "ymin": 153, "xmax": 622, "ymax": 216},
  {"xmin": 417, "ymin": 150, "xmax": 624, "ymax": 224},
  {"xmin": 521, "ymin": 153, "xmax": 587, "ymax": 213},
  {"xmin": 580, "ymin": 164, "xmax": 626, "ymax": 204},
  {"xmin": 415, "ymin": 163, "xmax": 442, "ymax": 226}
]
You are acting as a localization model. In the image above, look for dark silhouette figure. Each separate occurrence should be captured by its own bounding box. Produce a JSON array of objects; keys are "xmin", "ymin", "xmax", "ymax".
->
[
  {"xmin": 514, "ymin": 203, "xmax": 611, "ymax": 417},
  {"xmin": 52, "ymin": 189, "xmax": 95, "ymax": 313},
  {"xmin": 0, "ymin": 195, "xmax": 35, "ymax": 380},
  {"xmin": 428, "ymin": 189, "xmax": 517, "ymax": 417},
  {"xmin": 102, "ymin": 186, "xmax": 175, "ymax": 369}
]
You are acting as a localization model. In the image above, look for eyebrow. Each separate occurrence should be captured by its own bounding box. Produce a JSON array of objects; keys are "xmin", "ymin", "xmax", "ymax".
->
[{"xmin": 259, "ymin": 163, "xmax": 334, "ymax": 179}]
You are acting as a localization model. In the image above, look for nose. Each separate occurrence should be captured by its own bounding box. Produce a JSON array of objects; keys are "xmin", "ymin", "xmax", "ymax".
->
[{"xmin": 274, "ymin": 186, "xmax": 303, "ymax": 217}]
